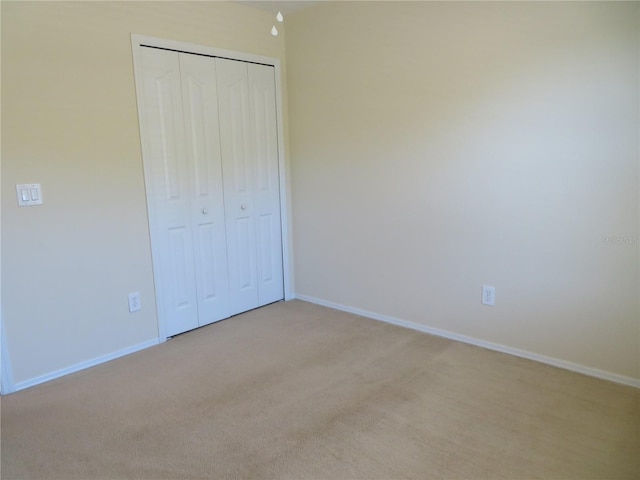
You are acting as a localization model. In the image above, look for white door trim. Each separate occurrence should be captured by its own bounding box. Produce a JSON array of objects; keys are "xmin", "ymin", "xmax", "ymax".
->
[
  {"xmin": 0, "ymin": 174, "xmax": 15, "ymax": 393},
  {"xmin": 1, "ymin": 314, "xmax": 15, "ymax": 394},
  {"xmin": 131, "ymin": 34, "xmax": 293, "ymax": 341}
]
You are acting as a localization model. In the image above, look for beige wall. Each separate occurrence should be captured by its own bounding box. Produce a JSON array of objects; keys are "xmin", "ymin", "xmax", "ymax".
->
[
  {"xmin": 1, "ymin": 1, "xmax": 288, "ymax": 385},
  {"xmin": 286, "ymin": 2, "xmax": 640, "ymax": 381},
  {"xmin": 2, "ymin": 0, "xmax": 639, "ymax": 388}
]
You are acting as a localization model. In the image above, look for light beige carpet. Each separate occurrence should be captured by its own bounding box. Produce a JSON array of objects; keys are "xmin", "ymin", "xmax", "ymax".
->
[{"xmin": 1, "ymin": 300, "xmax": 638, "ymax": 479}]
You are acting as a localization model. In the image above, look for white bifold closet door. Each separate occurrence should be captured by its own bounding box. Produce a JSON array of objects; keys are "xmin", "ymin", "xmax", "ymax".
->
[
  {"xmin": 138, "ymin": 47, "xmax": 283, "ymax": 338},
  {"xmin": 216, "ymin": 58, "xmax": 284, "ymax": 315}
]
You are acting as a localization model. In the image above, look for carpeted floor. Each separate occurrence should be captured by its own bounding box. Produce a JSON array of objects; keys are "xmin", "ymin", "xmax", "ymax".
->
[{"xmin": 1, "ymin": 300, "xmax": 638, "ymax": 479}]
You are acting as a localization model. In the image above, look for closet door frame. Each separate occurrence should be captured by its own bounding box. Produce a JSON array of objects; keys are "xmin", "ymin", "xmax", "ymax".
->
[{"xmin": 131, "ymin": 34, "xmax": 292, "ymax": 342}]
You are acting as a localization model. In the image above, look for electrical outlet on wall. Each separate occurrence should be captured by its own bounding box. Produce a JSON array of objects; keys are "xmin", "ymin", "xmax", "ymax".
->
[
  {"xmin": 482, "ymin": 285, "xmax": 495, "ymax": 306},
  {"xmin": 128, "ymin": 292, "xmax": 141, "ymax": 313}
]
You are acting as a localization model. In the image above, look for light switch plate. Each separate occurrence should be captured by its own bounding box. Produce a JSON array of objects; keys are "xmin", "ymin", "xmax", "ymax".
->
[{"xmin": 16, "ymin": 184, "xmax": 43, "ymax": 206}]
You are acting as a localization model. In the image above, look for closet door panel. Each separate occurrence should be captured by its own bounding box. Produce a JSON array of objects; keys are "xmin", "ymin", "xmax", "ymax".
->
[
  {"xmin": 248, "ymin": 64, "xmax": 284, "ymax": 306},
  {"xmin": 216, "ymin": 58, "xmax": 259, "ymax": 314},
  {"xmin": 179, "ymin": 53, "xmax": 230, "ymax": 326},
  {"xmin": 139, "ymin": 48, "xmax": 199, "ymax": 336}
]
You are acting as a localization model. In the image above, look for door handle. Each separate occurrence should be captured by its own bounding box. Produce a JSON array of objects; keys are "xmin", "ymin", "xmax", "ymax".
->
[
  {"xmin": 202, "ymin": 208, "xmax": 208, "ymax": 215},
  {"xmin": 241, "ymin": 204, "xmax": 247, "ymax": 211}
]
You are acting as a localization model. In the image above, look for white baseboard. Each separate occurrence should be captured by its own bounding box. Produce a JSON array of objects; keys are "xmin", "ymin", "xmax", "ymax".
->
[
  {"xmin": 294, "ymin": 294, "xmax": 640, "ymax": 389},
  {"xmin": 11, "ymin": 338, "xmax": 161, "ymax": 393}
]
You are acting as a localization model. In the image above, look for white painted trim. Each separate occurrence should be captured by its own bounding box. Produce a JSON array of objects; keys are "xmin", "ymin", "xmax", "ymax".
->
[
  {"xmin": 1, "ymin": 315, "xmax": 15, "ymax": 394},
  {"xmin": 131, "ymin": 35, "xmax": 168, "ymax": 342},
  {"xmin": 295, "ymin": 294, "xmax": 640, "ymax": 389},
  {"xmin": 131, "ymin": 34, "xmax": 279, "ymax": 68},
  {"xmin": 130, "ymin": 34, "xmax": 294, "ymax": 338},
  {"xmin": 273, "ymin": 61, "xmax": 294, "ymax": 301},
  {"xmin": 11, "ymin": 339, "xmax": 160, "ymax": 393},
  {"xmin": 0, "ymin": 127, "xmax": 9, "ymax": 394}
]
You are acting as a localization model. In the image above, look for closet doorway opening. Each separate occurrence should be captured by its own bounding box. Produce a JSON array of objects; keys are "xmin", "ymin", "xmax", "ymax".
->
[{"xmin": 132, "ymin": 35, "xmax": 292, "ymax": 340}]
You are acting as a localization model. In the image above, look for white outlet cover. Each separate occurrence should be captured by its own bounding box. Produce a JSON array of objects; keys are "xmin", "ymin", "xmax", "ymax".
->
[
  {"xmin": 128, "ymin": 292, "xmax": 141, "ymax": 312},
  {"xmin": 482, "ymin": 285, "xmax": 495, "ymax": 306}
]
